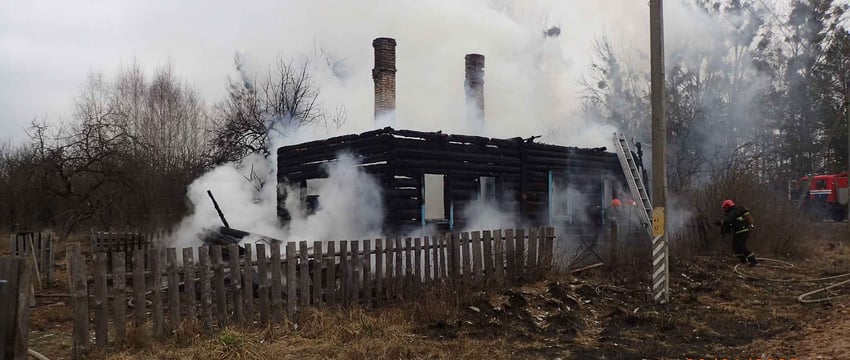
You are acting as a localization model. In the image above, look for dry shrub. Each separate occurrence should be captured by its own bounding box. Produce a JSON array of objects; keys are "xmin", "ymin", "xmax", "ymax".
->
[{"xmin": 690, "ymin": 170, "xmax": 813, "ymax": 258}]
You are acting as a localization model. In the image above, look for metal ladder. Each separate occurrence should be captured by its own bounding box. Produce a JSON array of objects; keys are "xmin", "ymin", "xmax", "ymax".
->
[{"xmin": 612, "ymin": 132, "xmax": 652, "ymax": 236}]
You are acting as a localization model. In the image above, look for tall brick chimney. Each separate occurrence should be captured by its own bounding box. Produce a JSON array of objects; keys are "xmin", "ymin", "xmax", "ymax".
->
[
  {"xmin": 465, "ymin": 54, "xmax": 485, "ymax": 132},
  {"xmin": 372, "ymin": 37, "xmax": 397, "ymax": 125}
]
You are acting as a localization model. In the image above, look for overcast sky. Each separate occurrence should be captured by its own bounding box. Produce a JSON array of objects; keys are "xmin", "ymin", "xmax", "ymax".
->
[{"xmin": 0, "ymin": 0, "xmax": 803, "ymax": 146}]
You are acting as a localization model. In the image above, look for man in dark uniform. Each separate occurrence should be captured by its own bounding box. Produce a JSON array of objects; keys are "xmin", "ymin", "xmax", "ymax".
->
[{"xmin": 720, "ymin": 199, "xmax": 758, "ymax": 266}]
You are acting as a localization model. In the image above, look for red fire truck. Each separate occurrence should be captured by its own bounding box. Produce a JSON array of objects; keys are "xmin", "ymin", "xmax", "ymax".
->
[{"xmin": 791, "ymin": 172, "xmax": 849, "ymax": 221}]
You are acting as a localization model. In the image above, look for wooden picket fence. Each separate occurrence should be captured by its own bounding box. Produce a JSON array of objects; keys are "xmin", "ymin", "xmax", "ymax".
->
[
  {"xmin": 8, "ymin": 231, "xmax": 55, "ymax": 287},
  {"xmin": 67, "ymin": 227, "xmax": 555, "ymax": 358}
]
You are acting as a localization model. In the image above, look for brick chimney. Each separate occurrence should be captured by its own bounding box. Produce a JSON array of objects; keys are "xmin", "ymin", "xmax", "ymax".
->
[
  {"xmin": 465, "ymin": 54, "xmax": 485, "ymax": 132},
  {"xmin": 372, "ymin": 37, "xmax": 397, "ymax": 125}
]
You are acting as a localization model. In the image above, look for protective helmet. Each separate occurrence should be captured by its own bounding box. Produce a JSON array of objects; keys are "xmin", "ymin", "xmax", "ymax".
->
[
  {"xmin": 611, "ymin": 198, "xmax": 622, "ymax": 208},
  {"xmin": 721, "ymin": 199, "xmax": 735, "ymax": 209}
]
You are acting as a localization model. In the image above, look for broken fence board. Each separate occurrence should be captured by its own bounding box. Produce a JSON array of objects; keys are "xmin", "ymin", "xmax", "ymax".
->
[
  {"xmin": 312, "ymin": 241, "xmax": 323, "ymax": 306},
  {"xmin": 211, "ymin": 246, "xmax": 228, "ymax": 327},
  {"xmin": 299, "ymin": 241, "xmax": 310, "ymax": 308},
  {"xmin": 182, "ymin": 248, "xmax": 196, "ymax": 322},
  {"xmin": 166, "ymin": 248, "xmax": 180, "ymax": 330},
  {"xmin": 242, "ymin": 245, "xmax": 254, "ymax": 324}
]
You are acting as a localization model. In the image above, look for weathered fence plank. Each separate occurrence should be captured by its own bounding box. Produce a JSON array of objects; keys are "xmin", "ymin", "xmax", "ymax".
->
[
  {"xmin": 325, "ymin": 241, "xmax": 337, "ymax": 306},
  {"xmin": 374, "ymin": 239, "xmax": 383, "ymax": 306},
  {"xmin": 461, "ymin": 232, "xmax": 471, "ymax": 286},
  {"xmin": 242, "ymin": 245, "xmax": 254, "ymax": 323},
  {"xmin": 270, "ymin": 242, "xmax": 283, "ymax": 322},
  {"xmin": 286, "ymin": 242, "xmax": 297, "ymax": 318},
  {"xmin": 339, "ymin": 241, "xmax": 349, "ymax": 305},
  {"xmin": 68, "ymin": 243, "xmax": 88, "ymax": 359},
  {"xmin": 423, "ymin": 237, "xmax": 432, "ymax": 285},
  {"xmin": 437, "ymin": 234, "xmax": 446, "ymax": 281},
  {"xmin": 150, "ymin": 249, "xmax": 164, "ymax": 338},
  {"xmin": 132, "ymin": 250, "xmax": 146, "ymax": 327},
  {"xmin": 527, "ymin": 228, "xmax": 538, "ymax": 279},
  {"xmin": 384, "ymin": 239, "xmax": 394, "ymax": 300},
  {"xmin": 198, "ymin": 247, "xmax": 213, "ymax": 332},
  {"xmin": 350, "ymin": 241, "xmax": 360, "ymax": 306},
  {"xmin": 211, "ymin": 246, "xmax": 227, "ymax": 327},
  {"xmin": 363, "ymin": 239, "xmax": 372, "ymax": 308},
  {"xmin": 93, "ymin": 252, "xmax": 108, "ymax": 347},
  {"xmin": 414, "ymin": 238, "xmax": 422, "ymax": 288},
  {"xmin": 404, "ymin": 238, "xmax": 413, "ymax": 288},
  {"xmin": 493, "ymin": 230, "xmax": 505, "ymax": 286},
  {"xmin": 112, "ymin": 252, "xmax": 126, "ymax": 345},
  {"xmin": 299, "ymin": 241, "xmax": 310, "ymax": 307},
  {"xmin": 471, "ymin": 232, "xmax": 483, "ymax": 285},
  {"xmin": 182, "ymin": 248, "xmax": 196, "ymax": 322},
  {"xmin": 482, "ymin": 231, "xmax": 494, "ymax": 286},
  {"xmin": 228, "ymin": 244, "xmax": 244, "ymax": 323},
  {"xmin": 514, "ymin": 229, "xmax": 525, "ymax": 282},
  {"xmin": 504, "ymin": 229, "xmax": 515, "ymax": 283},
  {"xmin": 256, "ymin": 244, "xmax": 270, "ymax": 324},
  {"xmin": 166, "ymin": 248, "xmax": 180, "ymax": 329},
  {"xmin": 0, "ymin": 256, "xmax": 33, "ymax": 360},
  {"xmin": 394, "ymin": 238, "xmax": 404, "ymax": 297},
  {"xmin": 449, "ymin": 234, "xmax": 460, "ymax": 283},
  {"xmin": 312, "ymin": 241, "xmax": 323, "ymax": 306}
]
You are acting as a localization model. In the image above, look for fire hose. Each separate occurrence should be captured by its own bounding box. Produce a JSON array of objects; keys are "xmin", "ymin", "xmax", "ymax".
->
[{"xmin": 732, "ymin": 258, "xmax": 850, "ymax": 303}]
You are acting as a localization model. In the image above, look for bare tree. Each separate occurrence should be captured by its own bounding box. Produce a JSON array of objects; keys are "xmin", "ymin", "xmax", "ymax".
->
[{"xmin": 211, "ymin": 54, "xmax": 345, "ymax": 163}]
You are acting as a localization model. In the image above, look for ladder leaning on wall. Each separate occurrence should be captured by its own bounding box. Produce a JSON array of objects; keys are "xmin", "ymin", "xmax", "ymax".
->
[{"xmin": 612, "ymin": 132, "xmax": 653, "ymax": 237}]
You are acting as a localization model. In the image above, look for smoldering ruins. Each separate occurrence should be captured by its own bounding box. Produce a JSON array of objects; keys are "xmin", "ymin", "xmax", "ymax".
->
[{"xmin": 276, "ymin": 38, "xmax": 638, "ymax": 258}]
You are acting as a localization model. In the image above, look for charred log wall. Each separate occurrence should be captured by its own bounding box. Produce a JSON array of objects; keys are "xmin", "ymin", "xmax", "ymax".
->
[{"xmin": 277, "ymin": 127, "xmax": 625, "ymax": 235}]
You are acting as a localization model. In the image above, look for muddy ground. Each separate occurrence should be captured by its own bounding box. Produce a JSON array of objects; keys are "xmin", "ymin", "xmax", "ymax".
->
[{"xmin": 21, "ymin": 225, "xmax": 850, "ymax": 359}]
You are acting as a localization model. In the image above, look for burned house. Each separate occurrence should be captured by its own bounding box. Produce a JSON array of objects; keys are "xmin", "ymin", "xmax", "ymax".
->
[{"xmin": 276, "ymin": 38, "xmax": 629, "ymax": 236}]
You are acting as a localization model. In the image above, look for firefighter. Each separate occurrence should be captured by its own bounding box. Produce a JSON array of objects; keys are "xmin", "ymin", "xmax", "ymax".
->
[{"xmin": 720, "ymin": 199, "xmax": 758, "ymax": 266}]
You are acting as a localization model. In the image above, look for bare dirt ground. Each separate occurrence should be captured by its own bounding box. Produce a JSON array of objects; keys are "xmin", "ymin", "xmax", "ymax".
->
[{"xmin": 18, "ymin": 224, "xmax": 850, "ymax": 360}]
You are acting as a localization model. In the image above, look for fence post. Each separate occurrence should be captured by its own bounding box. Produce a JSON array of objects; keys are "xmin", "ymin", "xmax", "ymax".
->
[
  {"xmin": 0, "ymin": 256, "xmax": 33, "ymax": 360},
  {"xmin": 67, "ymin": 243, "xmax": 89, "ymax": 359}
]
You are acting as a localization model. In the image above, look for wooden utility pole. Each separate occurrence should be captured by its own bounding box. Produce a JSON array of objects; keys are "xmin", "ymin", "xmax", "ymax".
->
[
  {"xmin": 649, "ymin": 0, "xmax": 669, "ymax": 303},
  {"xmin": 846, "ymin": 79, "xmax": 849, "ymax": 221}
]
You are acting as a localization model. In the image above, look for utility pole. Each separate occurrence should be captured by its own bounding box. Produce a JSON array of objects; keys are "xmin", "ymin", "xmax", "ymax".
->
[
  {"xmin": 649, "ymin": 0, "xmax": 669, "ymax": 303},
  {"xmin": 846, "ymin": 78, "xmax": 849, "ymax": 221}
]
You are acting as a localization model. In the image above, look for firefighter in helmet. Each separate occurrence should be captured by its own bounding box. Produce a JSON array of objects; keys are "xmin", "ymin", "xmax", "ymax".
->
[{"xmin": 719, "ymin": 199, "xmax": 758, "ymax": 266}]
